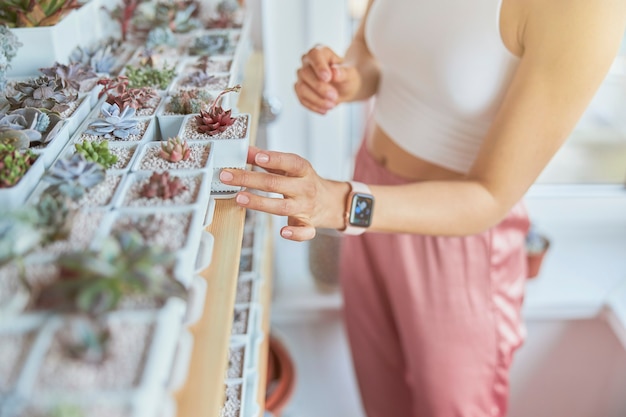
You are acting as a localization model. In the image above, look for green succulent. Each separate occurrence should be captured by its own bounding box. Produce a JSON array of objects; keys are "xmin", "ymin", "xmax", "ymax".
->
[
  {"xmin": 0, "ymin": 143, "xmax": 37, "ymax": 188},
  {"xmin": 74, "ymin": 140, "xmax": 118, "ymax": 169},
  {"xmin": 35, "ymin": 189, "xmax": 74, "ymax": 243},
  {"xmin": 0, "ymin": 0, "xmax": 82, "ymax": 28},
  {"xmin": 124, "ymin": 63, "xmax": 177, "ymax": 90},
  {"xmin": 33, "ymin": 230, "xmax": 186, "ymax": 316},
  {"xmin": 189, "ymin": 33, "xmax": 232, "ymax": 56}
]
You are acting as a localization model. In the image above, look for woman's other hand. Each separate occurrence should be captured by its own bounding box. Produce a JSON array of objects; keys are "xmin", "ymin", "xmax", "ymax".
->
[
  {"xmin": 219, "ymin": 147, "xmax": 350, "ymax": 241},
  {"xmin": 294, "ymin": 45, "xmax": 362, "ymax": 114}
]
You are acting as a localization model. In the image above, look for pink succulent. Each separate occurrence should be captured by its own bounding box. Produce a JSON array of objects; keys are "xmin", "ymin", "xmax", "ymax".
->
[{"xmin": 159, "ymin": 137, "xmax": 191, "ymax": 162}]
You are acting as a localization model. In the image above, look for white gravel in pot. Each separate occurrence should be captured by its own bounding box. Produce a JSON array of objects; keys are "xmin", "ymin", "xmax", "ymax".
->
[
  {"xmin": 181, "ymin": 115, "xmax": 248, "ymax": 141},
  {"xmin": 109, "ymin": 145, "xmax": 137, "ymax": 170},
  {"xmin": 226, "ymin": 345, "xmax": 245, "ymax": 379},
  {"xmin": 32, "ymin": 211, "xmax": 105, "ymax": 258},
  {"xmin": 235, "ymin": 281, "xmax": 252, "ymax": 304},
  {"xmin": 231, "ymin": 307, "xmax": 249, "ymax": 335},
  {"xmin": 219, "ymin": 383, "xmax": 242, "ymax": 417},
  {"xmin": 111, "ymin": 211, "xmax": 192, "ymax": 251},
  {"xmin": 122, "ymin": 174, "xmax": 202, "ymax": 207},
  {"xmin": 35, "ymin": 319, "xmax": 154, "ymax": 391},
  {"xmin": 138, "ymin": 143, "xmax": 211, "ymax": 171}
]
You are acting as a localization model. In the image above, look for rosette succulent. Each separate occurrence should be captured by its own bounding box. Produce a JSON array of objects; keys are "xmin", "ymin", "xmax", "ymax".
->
[
  {"xmin": 85, "ymin": 102, "xmax": 141, "ymax": 140},
  {"xmin": 40, "ymin": 62, "xmax": 98, "ymax": 92},
  {"xmin": 140, "ymin": 171, "xmax": 187, "ymax": 199},
  {"xmin": 6, "ymin": 76, "xmax": 77, "ymax": 112},
  {"xmin": 70, "ymin": 38, "xmax": 122, "ymax": 74},
  {"xmin": 160, "ymin": 137, "xmax": 191, "ymax": 162},
  {"xmin": 43, "ymin": 153, "xmax": 105, "ymax": 199},
  {"xmin": 195, "ymin": 84, "xmax": 241, "ymax": 135},
  {"xmin": 180, "ymin": 70, "xmax": 216, "ymax": 88},
  {"xmin": 189, "ymin": 33, "xmax": 231, "ymax": 56},
  {"xmin": 0, "ymin": 107, "xmax": 63, "ymax": 147}
]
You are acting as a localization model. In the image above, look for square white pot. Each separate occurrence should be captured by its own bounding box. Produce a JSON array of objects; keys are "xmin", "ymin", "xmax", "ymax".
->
[
  {"xmin": 8, "ymin": 11, "xmax": 81, "ymax": 77},
  {"xmin": 131, "ymin": 139, "xmax": 215, "ymax": 174},
  {"xmin": 177, "ymin": 113, "xmax": 251, "ymax": 195},
  {"xmin": 0, "ymin": 153, "xmax": 45, "ymax": 211}
]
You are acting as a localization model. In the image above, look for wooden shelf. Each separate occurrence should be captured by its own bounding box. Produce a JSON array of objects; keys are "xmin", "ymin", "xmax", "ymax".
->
[{"xmin": 174, "ymin": 52, "xmax": 268, "ymax": 417}]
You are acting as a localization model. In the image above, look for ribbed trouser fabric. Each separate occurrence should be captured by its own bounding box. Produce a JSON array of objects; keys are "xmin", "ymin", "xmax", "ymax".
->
[{"xmin": 339, "ymin": 141, "xmax": 530, "ymax": 417}]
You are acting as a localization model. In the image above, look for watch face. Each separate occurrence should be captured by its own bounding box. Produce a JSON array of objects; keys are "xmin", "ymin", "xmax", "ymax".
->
[{"xmin": 349, "ymin": 193, "xmax": 374, "ymax": 227}]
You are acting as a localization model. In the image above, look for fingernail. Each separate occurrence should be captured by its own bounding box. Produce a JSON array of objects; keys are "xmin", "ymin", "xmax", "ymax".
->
[
  {"xmin": 256, "ymin": 153, "xmax": 269, "ymax": 163},
  {"xmin": 326, "ymin": 90, "xmax": 337, "ymax": 100},
  {"xmin": 320, "ymin": 71, "xmax": 331, "ymax": 82},
  {"xmin": 236, "ymin": 194, "xmax": 250, "ymax": 205},
  {"xmin": 325, "ymin": 100, "xmax": 336, "ymax": 109},
  {"xmin": 281, "ymin": 229, "xmax": 293, "ymax": 238},
  {"xmin": 219, "ymin": 170, "xmax": 233, "ymax": 182}
]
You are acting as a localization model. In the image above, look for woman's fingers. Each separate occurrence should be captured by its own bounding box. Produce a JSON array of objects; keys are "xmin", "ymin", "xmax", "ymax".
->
[{"xmin": 248, "ymin": 149, "xmax": 312, "ymax": 178}]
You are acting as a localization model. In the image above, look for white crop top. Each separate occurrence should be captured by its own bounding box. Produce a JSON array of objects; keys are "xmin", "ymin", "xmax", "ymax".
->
[{"xmin": 365, "ymin": 0, "xmax": 519, "ymax": 174}]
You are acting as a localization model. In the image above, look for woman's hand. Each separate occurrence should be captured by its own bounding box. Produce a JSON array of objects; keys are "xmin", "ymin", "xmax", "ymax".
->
[
  {"xmin": 295, "ymin": 45, "xmax": 362, "ymax": 114},
  {"xmin": 218, "ymin": 147, "xmax": 350, "ymax": 241}
]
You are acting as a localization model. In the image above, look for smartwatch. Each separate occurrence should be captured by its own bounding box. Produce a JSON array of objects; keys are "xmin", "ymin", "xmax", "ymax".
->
[{"xmin": 341, "ymin": 181, "xmax": 374, "ymax": 235}]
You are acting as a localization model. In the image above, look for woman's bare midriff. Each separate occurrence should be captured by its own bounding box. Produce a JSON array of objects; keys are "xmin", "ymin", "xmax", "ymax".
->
[{"xmin": 365, "ymin": 124, "xmax": 467, "ymax": 182}]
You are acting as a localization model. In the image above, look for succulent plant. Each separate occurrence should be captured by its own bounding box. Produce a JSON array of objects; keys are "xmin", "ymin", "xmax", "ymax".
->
[
  {"xmin": 0, "ymin": 128, "xmax": 30, "ymax": 149},
  {"xmin": 194, "ymin": 84, "xmax": 241, "ymax": 135},
  {"xmin": 70, "ymin": 38, "xmax": 122, "ymax": 75},
  {"xmin": 180, "ymin": 70, "xmax": 216, "ymax": 88},
  {"xmin": 5, "ymin": 76, "xmax": 77, "ymax": 113},
  {"xmin": 0, "ymin": 107, "xmax": 63, "ymax": 147},
  {"xmin": 207, "ymin": 0, "xmax": 242, "ymax": 29},
  {"xmin": 104, "ymin": 0, "xmax": 147, "ymax": 41},
  {"xmin": 74, "ymin": 139, "xmax": 118, "ymax": 169},
  {"xmin": 34, "ymin": 229, "xmax": 185, "ymax": 315},
  {"xmin": 98, "ymin": 76, "xmax": 158, "ymax": 111},
  {"xmin": 0, "ymin": 143, "xmax": 37, "ymax": 188},
  {"xmin": 43, "ymin": 153, "xmax": 105, "ymax": 200},
  {"xmin": 124, "ymin": 63, "xmax": 177, "ymax": 90},
  {"xmin": 0, "ymin": 0, "xmax": 82, "ymax": 27},
  {"xmin": 140, "ymin": 171, "xmax": 187, "ymax": 199},
  {"xmin": 39, "ymin": 62, "xmax": 98, "ymax": 92},
  {"xmin": 34, "ymin": 188, "xmax": 74, "ymax": 243},
  {"xmin": 167, "ymin": 89, "xmax": 212, "ymax": 114},
  {"xmin": 85, "ymin": 102, "xmax": 141, "ymax": 140},
  {"xmin": 145, "ymin": 26, "xmax": 176, "ymax": 50},
  {"xmin": 59, "ymin": 316, "xmax": 111, "ymax": 364},
  {"xmin": 0, "ymin": 24, "xmax": 22, "ymax": 91},
  {"xmin": 189, "ymin": 33, "xmax": 231, "ymax": 56},
  {"xmin": 0, "ymin": 208, "xmax": 42, "ymax": 266},
  {"xmin": 160, "ymin": 136, "xmax": 191, "ymax": 162}
]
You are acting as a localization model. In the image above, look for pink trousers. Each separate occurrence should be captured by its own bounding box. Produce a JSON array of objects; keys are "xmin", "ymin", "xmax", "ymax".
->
[{"xmin": 339, "ymin": 142, "xmax": 530, "ymax": 417}]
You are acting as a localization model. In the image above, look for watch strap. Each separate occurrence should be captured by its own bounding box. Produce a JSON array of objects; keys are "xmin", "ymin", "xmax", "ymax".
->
[{"xmin": 341, "ymin": 181, "xmax": 373, "ymax": 236}]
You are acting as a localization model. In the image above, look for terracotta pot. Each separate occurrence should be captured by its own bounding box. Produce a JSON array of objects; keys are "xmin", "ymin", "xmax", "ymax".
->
[
  {"xmin": 526, "ymin": 238, "xmax": 550, "ymax": 279},
  {"xmin": 265, "ymin": 335, "xmax": 296, "ymax": 417}
]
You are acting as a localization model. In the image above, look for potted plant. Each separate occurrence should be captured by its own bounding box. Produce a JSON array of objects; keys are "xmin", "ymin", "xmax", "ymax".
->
[
  {"xmin": 155, "ymin": 88, "xmax": 215, "ymax": 140},
  {"xmin": 0, "ymin": 142, "xmax": 44, "ymax": 209},
  {"xmin": 177, "ymin": 85, "xmax": 250, "ymax": 193},
  {"xmin": 2, "ymin": 0, "xmax": 84, "ymax": 76}
]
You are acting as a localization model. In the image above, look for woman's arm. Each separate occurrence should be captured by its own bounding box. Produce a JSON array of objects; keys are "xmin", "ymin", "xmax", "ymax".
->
[{"xmin": 221, "ymin": 0, "xmax": 626, "ymax": 241}]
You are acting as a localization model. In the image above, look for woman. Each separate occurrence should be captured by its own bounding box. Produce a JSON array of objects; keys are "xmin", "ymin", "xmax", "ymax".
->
[{"xmin": 219, "ymin": 0, "xmax": 626, "ymax": 415}]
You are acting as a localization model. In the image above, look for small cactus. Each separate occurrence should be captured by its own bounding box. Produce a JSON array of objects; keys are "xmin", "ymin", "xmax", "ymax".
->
[
  {"xmin": 140, "ymin": 171, "xmax": 187, "ymax": 199},
  {"xmin": 43, "ymin": 153, "xmax": 105, "ymax": 200},
  {"xmin": 74, "ymin": 140, "xmax": 118, "ymax": 169},
  {"xmin": 167, "ymin": 89, "xmax": 212, "ymax": 115},
  {"xmin": 159, "ymin": 137, "xmax": 191, "ymax": 163},
  {"xmin": 194, "ymin": 84, "xmax": 241, "ymax": 135}
]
